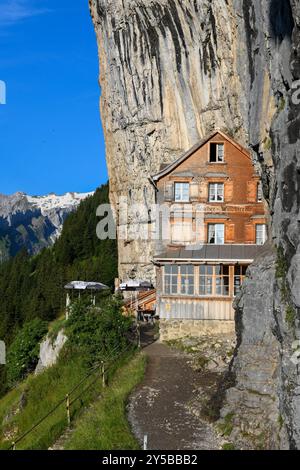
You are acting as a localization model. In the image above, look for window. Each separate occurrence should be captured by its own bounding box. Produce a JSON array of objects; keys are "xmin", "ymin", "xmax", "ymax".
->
[
  {"xmin": 164, "ymin": 265, "xmax": 194, "ymax": 295},
  {"xmin": 209, "ymin": 183, "xmax": 224, "ymax": 202},
  {"xmin": 180, "ymin": 265, "xmax": 194, "ymax": 295},
  {"xmin": 174, "ymin": 182, "xmax": 189, "ymax": 202},
  {"xmin": 210, "ymin": 143, "xmax": 224, "ymax": 162},
  {"xmin": 256, "ymin": 224, "xmax": 267, "ymax": 245},
  {"xmin": 257, "ymin": 182, "xmax": 263, "ymax": 202},
  {"xmin": 164, "ymin": 265, "xmax": 179, "ymax": 294},
  {"xmin": 199, "ymin": 265, "xmax": 230, "ymax": 297},
  {"xmin": 199, "ymin": 265, "xmax": 213, "ymax": 295},
  {"xmin": 208, "ymin": 224, "xmax": 225, "ymax": 244},
  {"xmin": 234, "ymin": 265, "xmax": 248, "ymax": 296},
  {"xmin": 215, "ymin": 265, "xmax": 230, "ymax": 296}
]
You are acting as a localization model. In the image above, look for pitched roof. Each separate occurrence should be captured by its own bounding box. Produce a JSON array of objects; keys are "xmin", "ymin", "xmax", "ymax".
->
[{"xmin": 152, "ymin": 130, "xmax": 251, "ymax": 182}]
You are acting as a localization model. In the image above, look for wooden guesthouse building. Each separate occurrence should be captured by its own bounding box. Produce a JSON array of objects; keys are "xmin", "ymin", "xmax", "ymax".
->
[{"xmin": 152, "ymin": 130, "xmax": 268, "ymax": 339}]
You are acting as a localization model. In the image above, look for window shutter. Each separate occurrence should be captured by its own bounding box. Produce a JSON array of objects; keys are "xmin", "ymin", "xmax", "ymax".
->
[
  {"xmin": 199, "ymin": 181, "xmax": 208, "ymax": 202},
  {"xmin": 224, "ymin": 181, "xmax": 234, "ymax": 202},
  {"xmin": 164, "ymin": 182, "xmax": 174, "ymax": 201},
  {"xmin": 190, "ymin": 182, "xmax": 199, "ymax": 201},
  {"xmin": 244, "ymin": 223, "xmax": 255, "ymax": 243},
  {"xmin": 198, "ymin": 221, "xmax": 206, "ymax": 243},
  {"xmin": 247, "ymin": 181, "xmax": 257, "ymax": 202},
  {"xmin": 226, "ymin": 223, "xmax": 235, "ymax": 243}
]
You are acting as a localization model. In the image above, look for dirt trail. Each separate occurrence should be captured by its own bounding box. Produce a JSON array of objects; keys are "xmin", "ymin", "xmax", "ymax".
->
[{"xmin": 128, "ymin": 333, "xmax": 221, "ymax": 451}]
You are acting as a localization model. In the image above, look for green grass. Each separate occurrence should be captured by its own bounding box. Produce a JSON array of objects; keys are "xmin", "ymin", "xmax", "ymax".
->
[
  {"xmin": 286, "ymin": 305, "xmax": 296, "ymax": 329},
  {"xmin": 0, "ymin": 348, "xmax": 104, "ymax": 450},
  {"xmin": 217, "ymin": 412, "xmax": 235, "ymax": 437},
  {"xmin": 278, "ymin": 96, "xmax": 286, "ymax": 112},
  {"xmin": 222, "ymin": 442, "xmax": 235, "ymax": 450},
  {"xmin": 64, "ymin": 353, "xmax": 146, "ymax": 450},
  {"xmin": 0, "ymin": 348, "xmax": 144, "ymax": 450},
  {"xmin": 48, "ymin": 316, "xmax": 67, "ymax": 343}
]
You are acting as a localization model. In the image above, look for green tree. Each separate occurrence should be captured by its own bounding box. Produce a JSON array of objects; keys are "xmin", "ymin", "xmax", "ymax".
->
[
  {"xmin": 0, "ymin": 183, "xmax": 118, "ymax": 393},
  {"xmin": 6, "ymin": 318, "xmax": 48, "ymax": 387}
]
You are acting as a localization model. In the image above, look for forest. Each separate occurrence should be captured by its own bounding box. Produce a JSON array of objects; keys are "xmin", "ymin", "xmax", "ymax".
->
[{"xmin": 0, "ymin": 183, "xmax": 118, "ymax": 394}]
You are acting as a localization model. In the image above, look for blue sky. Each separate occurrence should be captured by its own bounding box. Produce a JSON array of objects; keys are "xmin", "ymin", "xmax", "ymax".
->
[{"xmin": 0, "ymin": 0, "xmax": 107, "ymax": 196}]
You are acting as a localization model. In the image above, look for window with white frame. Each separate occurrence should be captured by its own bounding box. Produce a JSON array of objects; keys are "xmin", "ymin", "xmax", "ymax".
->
[
  {"xmin": 210, "ymin": 143, "xmax": 224, "ymax": 162},
  {"xmin": 174, "ymin": 182, "xmax": 190, "ymax": 202},
  {"xmin": 209, "ymin": 183, "xmax": 224, "ymax": 202},
  {"xmin": 208, "ymin": 224, "xmax": 225, "ymax": 244},
  {"xmin": 256, "ymin": 224, "xmax": 267, "ymax": 245}
]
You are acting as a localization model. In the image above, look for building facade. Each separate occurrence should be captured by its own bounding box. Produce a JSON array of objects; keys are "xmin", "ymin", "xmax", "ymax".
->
[{"xmin": 152, "ymin": 131, "xmax": 267, "ymax": 340}]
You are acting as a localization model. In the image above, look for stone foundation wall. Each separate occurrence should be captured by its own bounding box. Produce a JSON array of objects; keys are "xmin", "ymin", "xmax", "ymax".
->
[{"xmin": 159, "ymin": 319, "xmax": 235, "ymax": 342}]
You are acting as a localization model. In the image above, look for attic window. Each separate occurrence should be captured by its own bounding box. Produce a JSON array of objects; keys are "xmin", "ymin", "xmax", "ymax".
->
[{"xmin": 210, "ymin": 143, "xmax": 224, "ymax": 163}]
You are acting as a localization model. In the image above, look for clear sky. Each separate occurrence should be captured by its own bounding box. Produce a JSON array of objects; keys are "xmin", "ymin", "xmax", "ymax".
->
[{"xmin": 0, "ymin": 0, "xmax": 107, "ymax": 196}]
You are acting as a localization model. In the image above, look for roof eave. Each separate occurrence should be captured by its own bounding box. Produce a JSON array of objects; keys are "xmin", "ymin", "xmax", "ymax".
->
[{"xmin": 154, "ymin": 258, "xmax": 255, "ymax": 263}]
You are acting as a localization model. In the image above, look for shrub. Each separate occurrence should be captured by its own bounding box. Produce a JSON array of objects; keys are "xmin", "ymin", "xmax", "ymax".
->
[
  {"xmin": 6, "ymin": 319, "xmax": 48, "ymax": 387},
  {"xmin": 276, "ymin": 246, "xmax": 288, "ymax": 280},
  {"xmin": 286, "ymin": 305, "xmax": 296, "ymax": 329},
  {"xmin": 65, "ymin": 297, "xmax": 133, "ymax": 365}
]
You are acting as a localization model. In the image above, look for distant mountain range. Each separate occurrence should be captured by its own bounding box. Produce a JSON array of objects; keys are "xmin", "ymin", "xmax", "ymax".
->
[{"xmin": 0, "ymin": 191, "xmax": 94, "ymax": 262}]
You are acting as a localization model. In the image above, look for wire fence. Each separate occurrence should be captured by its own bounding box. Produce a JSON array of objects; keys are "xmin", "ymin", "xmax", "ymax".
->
[{"xmin": 9, "ymin": 338, "xmax": 139, "ymax": 450}]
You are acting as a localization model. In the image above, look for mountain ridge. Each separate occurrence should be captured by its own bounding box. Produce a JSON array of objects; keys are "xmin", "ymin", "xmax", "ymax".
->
[{"xmin": 0, "ymin": 191, "xmax": 94, "ymax": 261}]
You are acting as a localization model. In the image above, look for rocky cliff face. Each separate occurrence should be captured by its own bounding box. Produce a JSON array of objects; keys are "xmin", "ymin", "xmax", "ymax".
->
[
  {"xmin": 0, "ymin": 192, "xmax": 93, "ymax": 261},
  {"xmin": 90, "ymin": 0, "xmax": 300, "ymax": 448},
  {"xmin": 220, "ymin": 0, "xmax": 300, "ymax": 450},
  {"xmin": 89, "ymin": 0, "xmax": 247, "ymax": 281}
]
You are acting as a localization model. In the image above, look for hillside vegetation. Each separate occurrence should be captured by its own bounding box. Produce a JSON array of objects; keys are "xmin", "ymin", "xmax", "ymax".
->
[
  {"xmin": 0, "ymin": 299, "xmax": 141, "ymax": 450},
  {"xmin": 63, "ymin": 353, "xmax": 146, "ymax": 450},
  {"xmin": 0, "ymin": 183, "xmax": 118, "ymax": 396},
  {"xmin": 0, "ymin": 183, "xmax": 144, "ymax": 451}
]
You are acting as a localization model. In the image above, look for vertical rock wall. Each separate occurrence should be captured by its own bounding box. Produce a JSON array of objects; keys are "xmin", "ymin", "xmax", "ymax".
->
[
  {"xmin": 90, "ymin": 0, "xmax": 300, "ymax": 448},
  {"xmin": 220, "ymin": 0, "xmax": 300, "ymax": 449},
  {"xmin": 89, "ymin": 0, "xmax": 246, "ymax": 281}
]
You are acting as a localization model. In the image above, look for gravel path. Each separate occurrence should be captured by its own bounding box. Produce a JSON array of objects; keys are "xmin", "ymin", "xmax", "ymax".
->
[{"xmin": 127, "ymin": 338, "xmax": 221, "ymax": 450}]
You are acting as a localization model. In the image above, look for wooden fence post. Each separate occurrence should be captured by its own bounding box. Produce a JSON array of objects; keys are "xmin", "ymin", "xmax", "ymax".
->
[
  {"xmin": 66, "ymin": 394, "xmax": 71, "ymax": 427},
  {"xmin": 101, "ymin": 361, "xmax": 106, "ymax": 388},
  {"xmin": 137, "ymin": 323, "xmax": 141, "ymax": 349}
]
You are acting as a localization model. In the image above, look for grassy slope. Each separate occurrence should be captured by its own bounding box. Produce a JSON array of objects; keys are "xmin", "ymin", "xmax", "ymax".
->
[
  {"xmin": 0, "ymin": 350, "xmax": 93, "ymax": 450},
  {"xmin": 64, "ymin": 353, "xmax": 146, "ymax": 450},
  {"xmin": 0, "ymin": 350, "xmax": 146, "ymax": 450}
]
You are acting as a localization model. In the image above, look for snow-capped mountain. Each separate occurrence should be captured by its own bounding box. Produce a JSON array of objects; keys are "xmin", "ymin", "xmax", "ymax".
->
[{"xmin": 0, "ymin": 191, "xmax": 94, "ymax": 262}]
